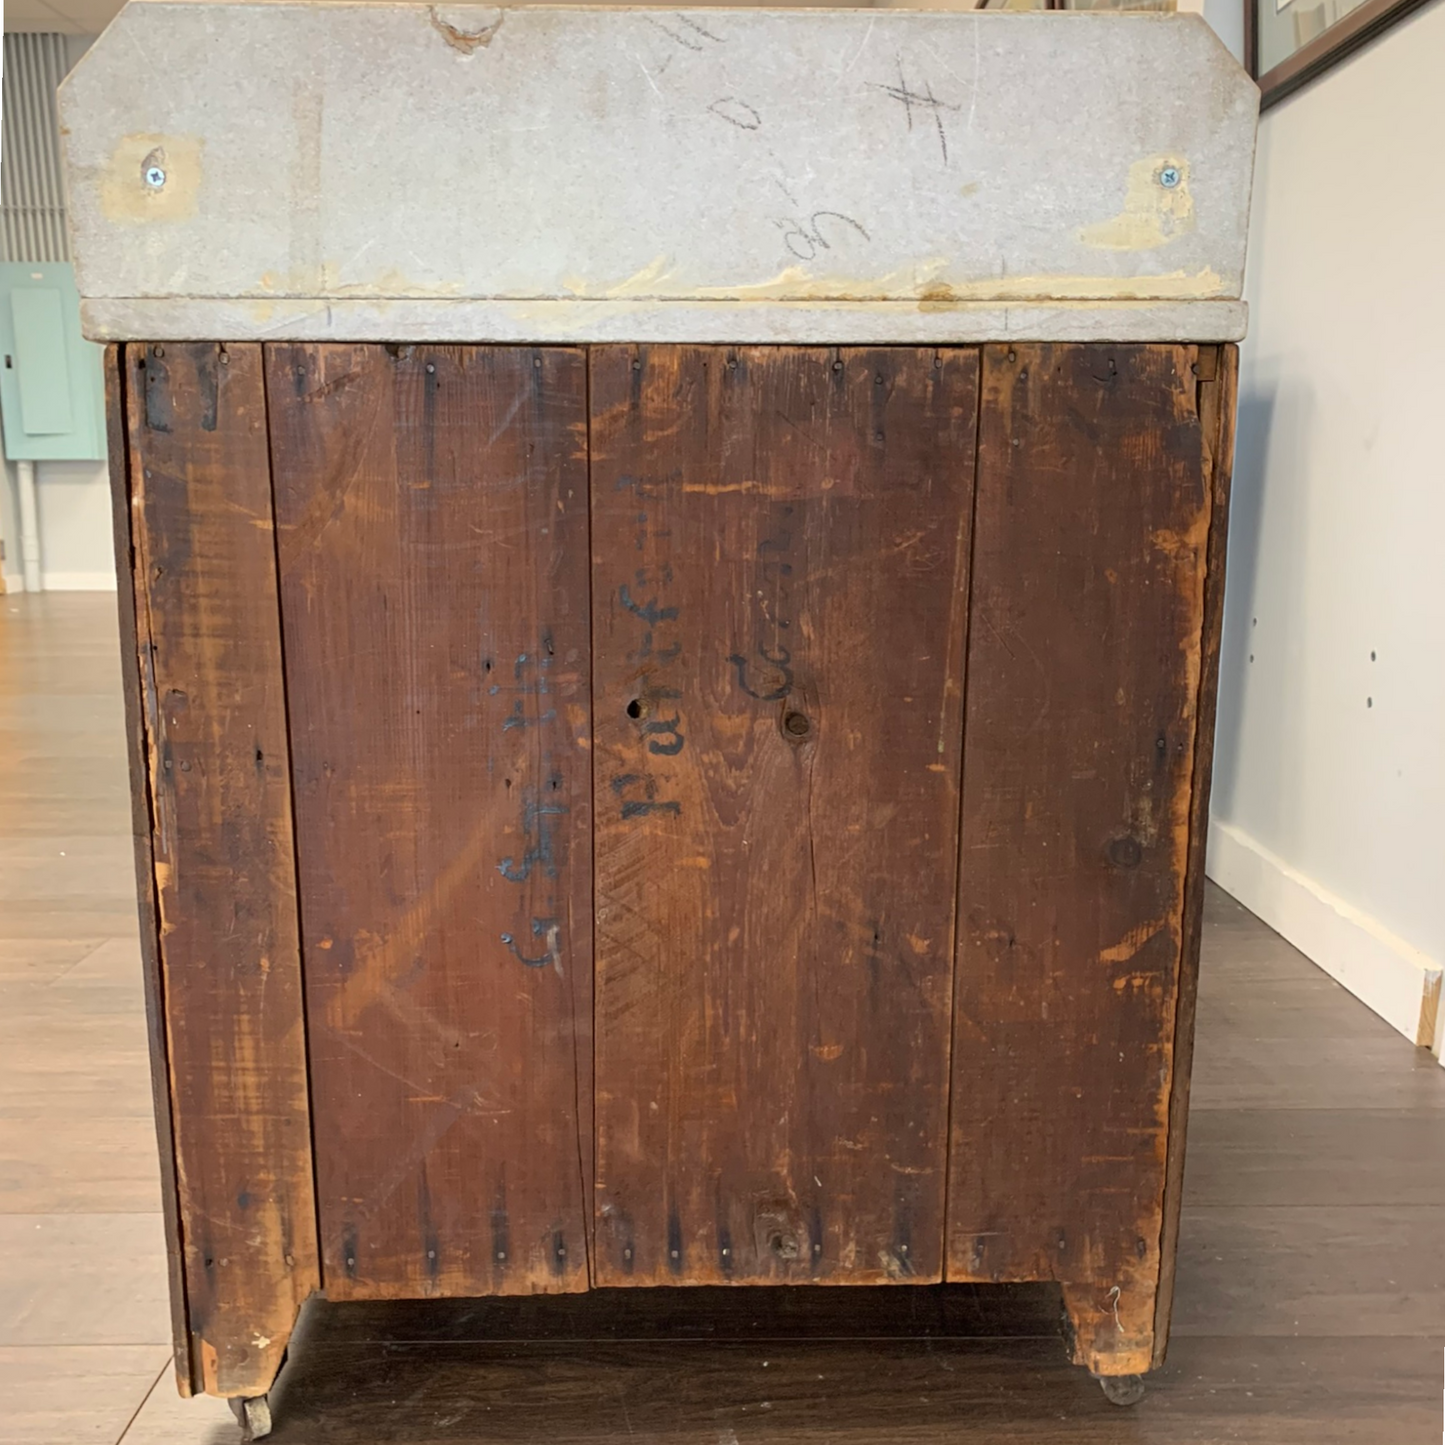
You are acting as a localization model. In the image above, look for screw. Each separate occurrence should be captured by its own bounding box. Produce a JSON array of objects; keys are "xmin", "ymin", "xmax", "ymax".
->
[
  {"xmin": 783, "ymin": 711, "xmax": 811, "ymax": 738},
  {"xmin": 1159, "ymin": 166, "xmax": 1181, "ymax": 189},
  {"xmin": 144, "ymin": 165, "xmax": 167, "ymax": 189}
]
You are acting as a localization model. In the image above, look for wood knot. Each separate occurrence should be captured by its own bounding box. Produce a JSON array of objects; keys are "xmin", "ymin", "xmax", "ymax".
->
[{"xmin": 782, "ymin": 710, "xmax": 811, "ymax": 739}]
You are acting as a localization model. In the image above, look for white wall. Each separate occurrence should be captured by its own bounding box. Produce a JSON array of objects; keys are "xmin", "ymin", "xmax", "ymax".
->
[
  {"xmin": 1209, "ymin": 0, "xmax": 1445, "ymax": 1056},
  {"xmin": 1197, "ymin": 0, "xmax": 1246, "ymax": 61},
  {"xmin": 1, "ymin": 455, "xmax": 113, "ymax": 592}
]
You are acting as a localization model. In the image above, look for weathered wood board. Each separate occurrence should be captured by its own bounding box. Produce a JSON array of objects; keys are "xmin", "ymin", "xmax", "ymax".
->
[
  {"xmin": 944, "ymin": 343, "xmax": 1216, "ymax": 1374},
  {"xmin": 120, "ymin": 342, "xmax": 319, "ymax": 1395},
  {"xmin": 267, "ymin": 344, "xmax": 593, "ymax": 1298},
  {"xmin": 589, "ymin": 344, "xmax": 978, "ymax": 1286},
  {"xmin": 1152, "ymin": 343, "xmax": 1238, "ymax": 1363},
  {"xmin": 105, "ymin": 346, "xmax": 192, "ymax": 1393},
  {"xmin": 106, "ymin": 334, "xmax": 1236, "ymax": 1402}
]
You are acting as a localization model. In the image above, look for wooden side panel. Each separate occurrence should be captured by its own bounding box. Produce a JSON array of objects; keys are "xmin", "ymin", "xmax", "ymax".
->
[
  {"xmin": 590, "ymin": 345, "xmax": 978, "ymax": 1288},
  {"xmin": 105, "ymin": 346, "xmax": 192, "ymax": 1394},
  {"xmin": 945, "ymin": 343, "xmax": 1215, "ymax": 1376},
  {"xmin": 122, "ymin": 342, "xmax": 318, "ymax": 1397},
  {"xmin": 1152, "ymin": 343, "xmax": 1238, "ymax": 1362},
  {"xmin": 268, "ymin": 344, "xmax": 592, "ymax": 1299}
]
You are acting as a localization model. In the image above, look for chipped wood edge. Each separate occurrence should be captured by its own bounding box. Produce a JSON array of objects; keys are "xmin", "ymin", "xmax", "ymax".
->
[
  {"xmin": 1150, "ymin": 342, "xmax": 1238, "ymax": 1368},
  {"xmin": 105, "ymin": 343, "xmax": 197, "ymax": 1397},
  {"xmin": 1416, "ymin": 969, "xmax": 1442, "ymax": 1051}
]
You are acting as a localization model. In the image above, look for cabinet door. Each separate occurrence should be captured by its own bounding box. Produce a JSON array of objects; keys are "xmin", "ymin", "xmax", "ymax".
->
[
  {"xmin": 590, "ymin": 345, "xmax": 979, "ymax": 1286},
  {"xmin": 269, "ymin": 344, "xmax": 593, "ymax": 1298},
  {"xmin": 946, "ymin": 344, "xmax": 1221, "ymax": 1375}
]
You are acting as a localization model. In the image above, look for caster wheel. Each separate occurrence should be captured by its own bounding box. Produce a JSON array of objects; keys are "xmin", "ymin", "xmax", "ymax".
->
[
  {"xmin": 229, "ymin": 1394, "xmax": 273, "ymax": 1440},
  {"xmin": 1096, "ymin": 1373, "xmax": 1146, "ymax": 1407}
]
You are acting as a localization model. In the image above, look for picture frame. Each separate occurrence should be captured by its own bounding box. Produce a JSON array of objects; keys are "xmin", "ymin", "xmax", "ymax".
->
[{"xmin": 1251, "ymin": 0, "xmax": 1435, "ymax": 107}]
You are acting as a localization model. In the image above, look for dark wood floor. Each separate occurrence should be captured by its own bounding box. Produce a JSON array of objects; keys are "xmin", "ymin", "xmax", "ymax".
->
[{"xmin": 2, "ymin": 596, "xmax": 1442, "ymax": 1444}]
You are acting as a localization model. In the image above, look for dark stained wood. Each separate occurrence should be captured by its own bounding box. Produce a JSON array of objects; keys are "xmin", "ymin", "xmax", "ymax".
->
[
  {"xmin": 1152, "ymin": 343, "xmax": 1237, "ymax": 1363},
  {"xmin": 589, "ymin": 345, "xmax": 979, "ymax": 1287},
  {"xmin": 945, "ymin": 344, "xmax": 1215, "ymax": 1376},
  {"xmin": 105, "ymin": 345, "xmax": 193, "ymax": 1394},
  {"xmin": 302, "ymin": 1281, "xmax": 1064, "ymax": 1346},
  {"xmin": 259, "ymin": 1328, "xmax": 1443, "ymax": 1444},
  {"xmin": 121, "ymin": 342, "xmax": 318, "ymax": 1397},
  {"xmin": 267, "ymin": 344, "xmax": 593, "ymax": 1300}
]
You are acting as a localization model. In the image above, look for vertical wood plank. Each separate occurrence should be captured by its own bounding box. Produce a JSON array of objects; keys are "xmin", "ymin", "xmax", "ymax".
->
[
  {"xmin": 590, "ymin": 344, "xmax": 978, "ymax": 1287},
  {"xmin": 105, "ymin": 345, "xmax": 193, "ymax": 1394},
  {"xmin": 1151, "ymin": 343, "xmax": 1238, "ymax": 1362},
  {"xmin": 123, "ymin": 342, "xmax": 318, "ymax": 1398},
  {"xmin": 267, "ymin": 344, "xmax": 593, "ymax": 1300},
  {"xmin": 945, "ymin": 343, "xmax": 1215, "ymax": 1376}
]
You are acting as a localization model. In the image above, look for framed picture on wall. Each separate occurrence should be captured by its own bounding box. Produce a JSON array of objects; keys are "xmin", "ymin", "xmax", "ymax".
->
[{"xmin": 1251, "ymin": 0, "xmax": 1434, "ymax": 105}]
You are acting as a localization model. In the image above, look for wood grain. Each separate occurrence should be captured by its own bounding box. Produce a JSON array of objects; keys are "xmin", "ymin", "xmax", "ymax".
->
[
  {"xmin": 1152, "ymin": 343, "xmax": 1237, "ymax": 1362},
  {"xmin": 589, "ymin": 345, "xmax": 979, "ymax": 1287},
  {"xmin": 300, "ymin": 1280, "xmax": 1063, "ymax": 1346},
  {"xmin": 267, "ymin": 344, "xmax": 593, "ymax": 1300},
  {"xmin": 945, "ymin": 344, "xmax": 1215, "ymax": 1375},
  {"xmin": 121, "ymin": 342, "xmax": 318, "ymax": 1397},
  {"xmin": 104, "ymin": 346, "xmax": 192, "ymax": 1392}
]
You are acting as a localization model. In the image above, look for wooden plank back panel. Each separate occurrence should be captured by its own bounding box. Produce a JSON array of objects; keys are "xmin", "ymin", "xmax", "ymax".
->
[
  {"xmin": 945, "ymin": 343, "xmax": 1215, "ymax": 1375},
  {"xmin": 268, "ymin": 344, "xmax": 593, "ymax": 1299},
  {"xmin": 105, "ymin": 346, "xmax": 192, "ymax": 1393},
  {"xmin": 121, "ymin": 342, "xmax": 318, "ymax": 1396},
  {"xmin": 590, "ymin": 345, "xmax": 979, "ymax": 1287},
  {"xmin": 1152, "ymin": 344, "xmax": 1238, "ymax": 1362}
]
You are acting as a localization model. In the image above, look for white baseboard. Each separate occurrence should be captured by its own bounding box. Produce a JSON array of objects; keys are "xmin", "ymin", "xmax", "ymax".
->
[
  {"xmin": 0, "ymin": 570, "xmax": 21, "ymax": 594},
  {"xmin": 38, "ymin": 571, "xmax": 117, "ymax": 591},
  {"xmin": 1207, "ymin": 818, "xmax": 1444, "ymax": 1061}
]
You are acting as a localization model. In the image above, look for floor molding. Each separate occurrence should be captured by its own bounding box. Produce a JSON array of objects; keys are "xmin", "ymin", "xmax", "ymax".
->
[
  {"xmin": 1207, "ymin": 818, "xmax": 1444, "ymax": 1060},
  {"xmin": 38, "ymin": 571, "xmax": 118, "ymax": 592}
]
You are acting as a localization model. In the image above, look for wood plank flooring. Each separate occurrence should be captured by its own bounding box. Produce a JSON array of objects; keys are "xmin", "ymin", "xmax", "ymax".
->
[{"xmin": 2, "ymin": 593, "xmax": 1442, "ymax": 1444}]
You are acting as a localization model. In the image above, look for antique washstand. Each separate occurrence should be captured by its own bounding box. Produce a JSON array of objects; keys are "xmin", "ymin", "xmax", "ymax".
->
[{"xmin": 60, "ymin": 4, "xmax": 1255, "ymax": 1433}]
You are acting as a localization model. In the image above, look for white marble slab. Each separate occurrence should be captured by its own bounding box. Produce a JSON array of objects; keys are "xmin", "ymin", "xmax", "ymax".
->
[{"xmin": 60, "ymin": 4, "xmax": 1258, "ymax": 342}]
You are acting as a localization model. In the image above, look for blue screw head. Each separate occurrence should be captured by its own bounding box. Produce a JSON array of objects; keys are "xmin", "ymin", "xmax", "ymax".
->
[
  {"xmin": 144, "ymin": 165, "xmax": 167, "ymax": 189},
  {"xmin": 1159, "ymin": 166, "xmax": 1182, "ymax": 189}
]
